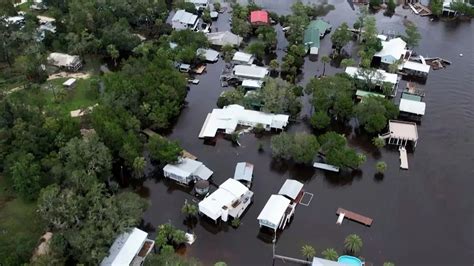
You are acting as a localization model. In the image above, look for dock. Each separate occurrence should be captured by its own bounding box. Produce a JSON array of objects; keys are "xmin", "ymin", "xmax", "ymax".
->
[
  {"xmin": 336, "ymin": 208, "xmax": 373, "ymax": 226},
  {"xmin": 399, "ymin": 147, "xmax": 408, "ymax": 169},
  {"xmin": 313, "ymin": 162, "xmax": 340, "ymax": 172}
]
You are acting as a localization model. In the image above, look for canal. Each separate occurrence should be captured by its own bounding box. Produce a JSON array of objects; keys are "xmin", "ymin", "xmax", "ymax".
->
[{"xmin": 140, "ymin": 1, "xmax": 474, "ymax": 265}]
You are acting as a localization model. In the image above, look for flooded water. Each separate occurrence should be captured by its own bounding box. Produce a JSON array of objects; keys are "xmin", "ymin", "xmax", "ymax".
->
[{"xmin": 141, "ymin": 1, "xmax": 474, "ymax": 265}]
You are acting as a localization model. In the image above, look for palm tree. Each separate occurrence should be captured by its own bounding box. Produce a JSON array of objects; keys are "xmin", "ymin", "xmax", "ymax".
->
[
  {"xmin": 322, "ymin": 248, "xmax": 339, "ymax": 261},
  {"xmin": 340, "ymin": 58, "xmax": 356, "ymax": 69},
  {"xmin": 321, "ymin": 55, "xmax": 331, "ymax": 76},
  {"xmin": 344, "ymin": 234, "xmax": 363, "ymax": 254},
  {"xmin": 269, "ymin": 59, "xmax": 279, "ymax": 74},
  {"xmin": 181, "ymin": 200, "xmax": 198, "ymax": 218},
  {"xmin": 383, "ymin": 262, "xmax": 395, "ymax": 266},
  {"xmin": 376, "ymin": 161, "xmax": 387, "ymax": 173},
  {"xmin": 301, "ymin": 244, "xmax": 316, "ymax": 261}
]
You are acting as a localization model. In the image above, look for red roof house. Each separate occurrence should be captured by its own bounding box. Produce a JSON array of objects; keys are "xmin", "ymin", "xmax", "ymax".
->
[{"xmin": 250, "ymin": 10, "xmax": 269, "ymax": 25}]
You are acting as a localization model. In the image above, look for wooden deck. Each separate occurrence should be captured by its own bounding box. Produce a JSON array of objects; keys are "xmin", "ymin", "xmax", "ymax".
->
[{"xmin": 336, "ymin": 208, "xmax": 373, "ymax": 226}]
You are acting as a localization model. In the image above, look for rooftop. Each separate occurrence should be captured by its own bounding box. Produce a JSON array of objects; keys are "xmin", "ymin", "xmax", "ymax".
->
[
  {"xmin": 250, "ymin": 10, "xmax": 269, "ymax": 24},
  {"xmin": 388, "ymin": 120, "xmax": 418, "ymax": 141},
  {"xmin": 100, "ymin": 228, "xmax": 148, "ymax": 266},
  {"xmin": 233, "ymin": 64, "xmax": 269, "ymax": 79},
  {"xmin": 207, "ymin": 31, "xmax": 243, "ymax": 46},
  {"xmin": 233, "ymin": 162, "xmax": 254, "ymax": 182},
  {"xmin": 278, "ymin": 179, "xmax": 304, "ymax": 201},
  {"xmin": 232, "ymin": 51, "xmax": 254, "ymax": 64},
  {"xmin": 257, "ymin": 194, "xmax": 291, "ymax": 227},
  {"xmin": 196, "ymin": 48, "xmax": 219, "ymax": 62},
  {"xmin": 345, "ymin": 67, "xmax": 398, "ymax": 85},
  {"xmin": 163, "ymin": 157, "xmax": 213, "ymax": 180},
  {"xmin": 172, "ymin": 10, "xmax": 198, "ymax": 25},
  {"xmin": 402, "ymin": 60, "xmax": 430, "ymax": 73},
  {"xmin": 374, "ymin": 37, "xmax": 408, "ymax": 64},
  {"xmin": 399, "ymin": 99, "xmax": 426, "ymax": 115}
]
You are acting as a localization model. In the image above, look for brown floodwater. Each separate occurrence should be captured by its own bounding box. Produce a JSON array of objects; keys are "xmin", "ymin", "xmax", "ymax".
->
[{"xmin": 140, "ymin": 1, "xmax": 474, "ymax": 265}]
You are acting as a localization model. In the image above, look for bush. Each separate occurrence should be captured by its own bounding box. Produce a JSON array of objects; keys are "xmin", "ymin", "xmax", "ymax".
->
[
  {"xmin": 369, "ymin": 0, "xmax": 382, "ymax": 8},
  {"xmin": 376, "ymin": 161, "xmax": 387, "ymax": 173},
  {"xmin": 254, "ymin": 123, "xmax": 265, "ymax": 134},
  {"xmin": 231, "ymin": 218, "xmax": 241, "ymax": 228},
  {"xmin": 213, "ymin": 2, "xmax": 221, "ymax": 12},
  {"xmin": 310, "ymin": 111, "xmax": 331, "ymax": 130},
  {"xmin": 372, "ymin": 137, "xmax": 386, "ymax": 149}
]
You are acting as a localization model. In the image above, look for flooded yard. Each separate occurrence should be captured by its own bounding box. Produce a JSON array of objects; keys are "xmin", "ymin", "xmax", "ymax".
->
[{"xmin": 140, "ymin": 1, "xmax": 474, "ymax": 265}]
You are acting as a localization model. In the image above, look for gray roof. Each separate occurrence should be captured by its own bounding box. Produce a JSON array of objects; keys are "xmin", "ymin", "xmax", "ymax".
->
[
  {"xmin": 101, "ymin": 228, "xmax": 147, "ymax": 266},
  {"xmin": 196, "ymin": 48, "xmax": 220, "ymax": 62},
  {"xmin": 207, "ymin": 31, "xmax": 243, "ymax": 46},
  {"xmin": 278, "ymin": 179, "xmax": 303, "ymax": 200},
  {"xmin": 233, "ymin": 162, "xmax": 254, "ymax": 182},
  {"xmin": 172, "ymin": 10, "xmax": 198, "ymax": 25}
]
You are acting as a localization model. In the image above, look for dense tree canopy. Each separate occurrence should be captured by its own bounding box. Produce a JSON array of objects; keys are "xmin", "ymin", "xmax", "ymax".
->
[
  {"xmin": 146, "ymin": 135, "xmax": 182, "ymax": 165},
  {"xmin": 331, "ymin": 22, "xmax": 352, "ymax": 53},
  {"xmin": 354, "ymin": 96, "xmax": 399, "ymax": 133},
  {"xmin": 271, "ymin": 132, "xmax": 320, "ymax": 164},
  {"xmin": 319, "ymin": 132, "xmax": 365, "ymax": 169}
]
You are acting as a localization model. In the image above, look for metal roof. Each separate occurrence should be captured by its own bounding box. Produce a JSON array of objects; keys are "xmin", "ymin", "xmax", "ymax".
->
[
  {"xmin": 402, "ymin": 60, "xmax": 430, "ymax": 73},
  {"xmin": 399, "ymin": 99, "xmax": 426, "ymax": 115},
  {"xmin": 345, "ymin": 67, "xmax": 398, "ymax": 85},
  {"xmin": 278, "ymin": 179, "xmax": 303, "ymax": 200},
  {"xmin": 257, "ymin": 195, "xmax": 290, "ymax": 229},
  {"xmin": 304, "ymin": 22, "xmax": 320, "ymax": 49},
  {"xmin": 163, "ymin": 157, "xmax": 212, "ymax": 179},
  {"xmin": 241, "ymin": 79, "xmax": 263, "ymax": 89},
  {"xmin": 196, "ymin": 48, "xmax": 219, "ymax": 62},
  {"xmin": 172, "ymin": 10, "xmax": 198, "ymax": 25},
  {"xmin": 233, "ymin": 64, "xmax": 269, "ymax": 79},
  {"xmin": 250, "ymin": 10, "xmax": 269, "ymax": 24},
  {"xmin": 374, "ymin": 38, "xmax": 407, "ymax": 64},
  {"xmin": 207, "ymin": 31, "xmax": 243, "ymax": 46},
  {"xmin": 100, "ymin": 228, "xmax": 147, "ymax": 266},
  {"xmin": 232, "ymin": 52, "xmax": 254, "ymax": 64},
  {"xmin": 233, "ymin": 162, "xmax": 254, "ymax": 182}
]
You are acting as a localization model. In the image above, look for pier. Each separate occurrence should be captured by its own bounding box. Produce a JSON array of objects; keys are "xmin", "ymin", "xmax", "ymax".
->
[
  {"xmin": 399, "ymin": 147, "xmax": 409, "ymax": 170},
  {"xmin": 336, "ymin": 208, "xmax": 373, "ymax": 226}
]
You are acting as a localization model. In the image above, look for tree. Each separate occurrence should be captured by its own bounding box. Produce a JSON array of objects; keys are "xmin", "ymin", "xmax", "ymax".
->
[
  {"xmin": 202, "ymin": 9, "xmax": 212, "ymax": 24},
  {"xmin": 261, "ymin": 78, "xmax": 302, "ymax": 117},
  {"xmin": 449, "ymin": 1, "xmax": 474, "ymax": 17},
  {"xmin": 430, "ymin": 0, "xmax": 443, "ymax": 16},
  {"xmin": 321, "ymin": 55, "xmax": 331, "ymax": 76},
  {"xmin": 221, "ymin": 44, "xmax": 236, "ymax": 62},
  {"xmin": 256, "ymin": 25, "xmax": 277, "ymax": 49},
  {"xmin": 372, "ymin": 137, "xmax": 386, "ymax": 149},
  {"xmin": 301, "ymin": 244, "xmax": 316, "ymax": 261},
  {"xmin": 344, "ymin": 234, "xmax": 363, "ymax": 254},
  {"xmin": 232, "ymin": 18, "xmax": 251, "ymax": 38},
  {"xmin": 8, "ymin": 152, "xmax": 42, "ymax": 201},
  {"xmin": 386, "ymin": 0, "xmax": 396, "ymax": 15},
  {"xmin": 376, "ymin": 161, "xmax": 387, "ymax": 173},
  {"xmin": 331, "ymin": 23, "xmax": 352, "ymax": 54},
  {"xmin": 310, "ymin": 111, "xmax": 331, "ymax": 130},
  {"xmin": 132, "ymin": 156, "xmax": 146, "ymax": 179},
  {"xmin": 245, "ymin": 41, "xmax": 266, "ymax": 61},
  {"xmin": 369, "ymin": 0, "xmax": 382, "ymax": 9},
  {"xmin": 155, "ymin": 223, "xmax": 188, "ymax": 249},
  {"xmin": 213, "ymin": 2, "xmax": 221, "ymax": 12},
  {"xmin": 217, "ymin": 89, "xmax": 245, "ymax": 108},
  {"xmin": 107, "ymin": 44, "xmax": 119, "ymax": 66},
  {"xmin": 403, "ymin": 22, "xmax": 421, "ymax": 48},
  {"xmin": 269, "ymin": 59, "xmax": 280, "ymax": 73},
  {"xmin": 355, "ymin": 96, "xmax": 399, "ymax": 133},
  {"xmin": 271, "ymin": 132, "xmax": 320, "ymax": 164},
  {"xmin": 181, "ymin": 200, "xmax": 198, "ymax": 218},
  {"xmin": 383, "ymin": 262, "xmax": 395, "ymax": 266},
  {"xmin": 319, "ymin": 132, "xmax": 364, "ymax": 169},
  {"xmin": 322, "ymin": 248, "xmax": 339, "ymax": 261},
  {"xmin": 146, "ymin": 135, "xmax": 182, "ymax": 165},
  {"xmin": 14, "ymin": 45, "xmax": 48, "ymax": 83},
  {"xmin": 231, "ymin": 218, "xmax": 241, "ymax": 228},
  {"xmin": 340, "ymin": 58, "xmax": 356, "ymax": 68}
]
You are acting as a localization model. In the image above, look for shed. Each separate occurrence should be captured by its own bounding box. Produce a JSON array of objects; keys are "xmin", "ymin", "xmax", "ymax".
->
[
  {"xmin": 303, "ymin": 22, "xmax": 321, "ymax": 55},
  {"xmin": 196, "ymin": 48, "xmax": 219, "ymax": 62},
  {"xmin": 163, "ymin": 157, "xmax": 213, "ymax": 185},
  {"xmin": 232, "ymin": 51, "xmax": 255, "ymax": 65},
  {"xmin": 101, "ymin": 228, "xmax": 153, "ymax": 266},
  {"xmin": 233, "ymin": 162, "xmax": 254, "ymax": 183},
  {"xmin": 207, "ymin": 31, "xmax": 243, "ymax": 47},
  {"xmin": 399, "ymin": 99, "xmax": 426, "ymax": 116},
  {"xmin": 62, "ymin": 78, "xmax": 76, "ymax": 88},
  {"xmin": 179, "ymin": 63, "xmax": 191, "ymax": 73},
  {"xmin": 257, "ymin": 195, "xmax": 291, "ymax": 231},
  {"xmin": 250, "ymin": 10, "xmax": 269, "ymax": 25},
  {"xmin": 278, "ymin": 179, "xmax": 303, "ymax": 201}
]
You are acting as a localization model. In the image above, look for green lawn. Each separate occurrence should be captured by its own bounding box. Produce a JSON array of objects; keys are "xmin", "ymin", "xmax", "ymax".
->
[{"xmin": 0, "ymin": 176, "xmax": 44, "ymax": 265}]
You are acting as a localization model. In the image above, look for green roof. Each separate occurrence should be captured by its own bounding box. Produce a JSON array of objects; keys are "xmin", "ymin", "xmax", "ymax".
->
[
  {"xmin": 356, "ymin": 90, "xmax": 385, "ymax": 98},
  {"xmin": 303, "ymin": 24, "xmax": 320, "ymax": 49},
  {"xmin": 401, "ymin": 93, "xmax": 422, "ymax": 102},
  {"xmin": 311, "ymin": 19, "xmax": 331, "ymax": 34}
]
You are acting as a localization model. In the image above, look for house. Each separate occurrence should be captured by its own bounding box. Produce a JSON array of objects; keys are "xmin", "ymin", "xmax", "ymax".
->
[
  {"xmin": 399, "ymin": 92, "xmax": 426, "ymax": 120},
  {"xmin": 278, "ymin": 179, "xmax": 304, "ymax": 203},
  {"xmin": 233, "ymin": 162, "xmax": 254, "ymax": 187},
  {"xmin": 198, "ymin": 178, "xmax": 254, "ymax": 222},
  {"xmin": 257, "ymin": 195, "xmax": 293, "ymax": 231},
  {"xmin": 232, "ymin": 51, "xmax": 255, "ymax": 65},
  {"xmin": 241, "ymin": 79, "xmax": 263, "ymax": 89},
  {"xmin": 207, "ymin": 31, "xmax": 243, "ymax": 47},
  {"xmin": 381, "ymin": 120, "xmax": 418, "ymax": 148},
  {"xmin": 198, "ymin": 104, "xmax": 289, "ymax": 138},
  {"xmin": 401, "ymin": 60, "xmax": 430, "ymax": 78},
  {"xmin": 303, "ymin": 22, "xmax": 321, "ymax": 55},
  {"xmin": 196, "ymin": 48, "xmax": 219, "ymax": 62},
  {"xmin": 47, "ymin": 53, "xmax": 82, "ymax": 71},
  {"xmin": 185, "ymin": 0, "xmax": 209, "ymax": 10},
  {"xmin": 250, "ymin": 10, "xmax": 269, "ymax": 25},
  {"xmin": 311, "ymin": 19, "xmax": 332, "ymax": 38},
  {"xmin": 163, "ymin": 157, "xmax": 213, "ymax": 185},
  {"xmin": 373, "ymin": 37, "xmax": 410, "ymax": 66},
  {"xmin": 345, "ymin": 67, "xmax": 399, "ymax": 96},
  {"xmin": 171, "ymin": 10, "xmax": 198, "ymax": 31},
  {"xmin": 233, "ymin": 64, "xmax": 269, "ymax": 80},
  {"xmin": 100, "ymin": 228, "xmax": 154, "ymax": 266}
]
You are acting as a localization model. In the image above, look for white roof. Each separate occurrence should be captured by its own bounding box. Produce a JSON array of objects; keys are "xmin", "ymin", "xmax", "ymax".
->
[
  {"xmin": 163, "ymin": 158, "xmax": 213, "ymax": 180},
  {"xmin": 233, "ymin": 162, "xmax": 254, "ymax": 182},
  {"xmin": 402, "ymin": 61, "xmax": 430, "ymax": 73},
  {"xmin": 313, "ymin": 162, "xmax": 340, "ymax": 172},
  {"xmin": 242, "ymin": 79, "xmax": 263, "ymax": 89},
  {"xmin": 257, "ymin": 195, "xmax": 290, "ymax": 228},
  {"xmin": 100, "ymin": 228, "xmax": 147, "ymax": 266},
  {"xmin": 47, "ymin": 52, "xmax": 80, "ymax": 67},
  {"xmin": 233, "ymin": 64, "xmax": 269, "ymax": 79},
  {"xmin": 278, "ymin": 179, "xmax": 303, "ymax": 200},
  {"xmin": 37, "ymin": 15, "xmax": 55, "ymax": 23},
  {"xmin": 198, "ymin": 104, "xmax": 289, "ymax": 138},
  {"xmin": 399, "ymin": 99, "xmax": 426, "ymax": 115},
  {"xmin": 186, "ymin": 0, "xmax": 208, "ymax": 4},
  {"xmin": 232, "ymin": 52, "xmax": 254, "ymax": 64},
  {"xmin": 199, "ymin": 178, "xmax": 250, "ymax": 220},
  {"xmin": 310, "ymin": 47, "xmax": 319, "ymax": 55},
  {"xmin": 196, "ymin": 48, "xmax": 219, "ymax": 62},
  {"xmin": 345, "ymin": 67, "xmax": 398, "ymax": 85},
  {"xmin": 207, "ymin": 31, "xmax": 243, "ymax": 46},
  {"xmin": 172, "ymin": 10, "xmax": 198, "ymax": 25},
  {"xmin": 377, "ymin": 34, "xmax": 388, "ymax": 41},
  {"xmin": 5, "ymin": 16, "xmax": 24, "ymax": 24},
  {"xmin": 388, "ymin": 120, "xmax": 418, "ymax": 141},
  {"xmin": 374, "ymin": 37, "xmax": 407, "ymax": 64},
  {"xmin": 63, "ymin": 78, "xmax": 76, "ymax": 86}
]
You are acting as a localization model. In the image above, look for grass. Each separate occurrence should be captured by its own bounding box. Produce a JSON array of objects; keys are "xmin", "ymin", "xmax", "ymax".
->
[{"xmin": 0, "ymin": 176, "xmax": 44, "ymax": 264}]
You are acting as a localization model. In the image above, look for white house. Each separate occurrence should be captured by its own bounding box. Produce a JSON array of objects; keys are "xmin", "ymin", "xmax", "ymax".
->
[
  {"xmin": 401, "ymin": 60, "xmax": 430, "ymax": 78},
  {"xmin": 241, "ymin": 79, "xmax": 263, "ymax": 89},
  {"xmin": 196, "ymin": 48, "xmax": 219, "ymax": 62},
  {"xmin": 163, "ymin": 157, "xmax": 213, "ymax": 185},
  {"xmin": 374, "ymin": 37, "xmax": 409, "ymax": 65},
  {"xmin": 47, "ymin": 52, "xmax": 82, "ymax": 71},
  {"xmin": 101, "ymin": 228, "xmax": 154, "ymax": 266},
  {"xmin": 345, "ymin": 66, "xmax": 399, "ymax": 96},
  {"xmin": 198, "ymin": 104, "xmax": 289, "ymax": 138},
  {"xmin": 185, "ymin": 0, "xmax": 209, "ymax": 10},
  {"xmin": 206, "ymin": 31, "xmax": 243, "ymax": 47},
  {"xmin": 232, "ymin": 52, "xmax": 255, "ymax": 65},
  {"xmin": 199, "ymin": 178, "xmax": 254, "ymax": 222},
  {"xmin": 233, "ymin": 64, "xmax": 269, "ymax": 80},
  {"xmin": 399, "ymin": 98, "xmax": 426, "ymax": 116},
  {"xmin": 257, "ymin": 195, "xmax": 294, "ymax": 231},
  {"xmin": 171, "ymin": 10, "xmax": 198, "ymax": 31}
]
